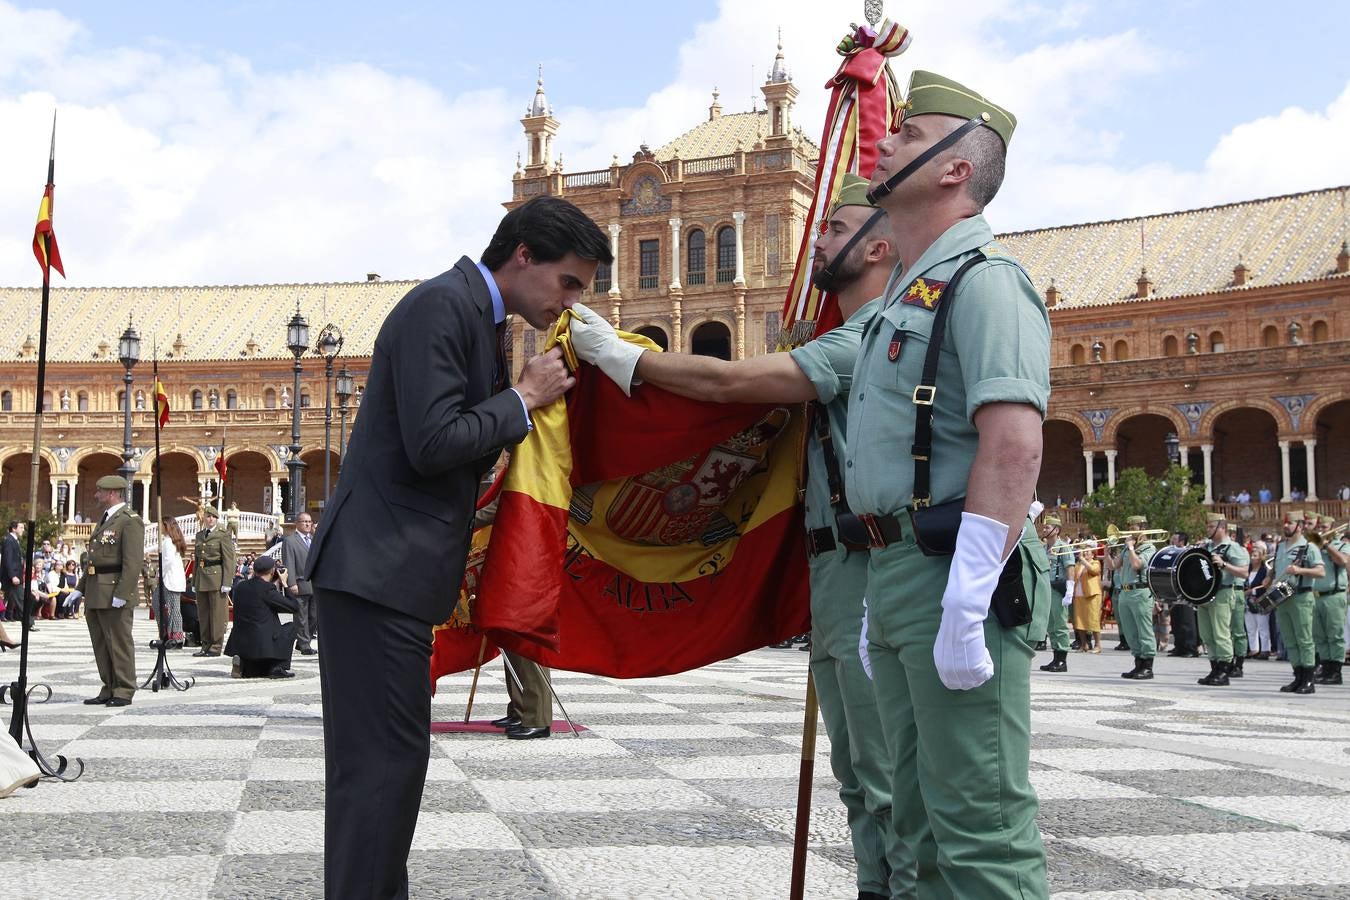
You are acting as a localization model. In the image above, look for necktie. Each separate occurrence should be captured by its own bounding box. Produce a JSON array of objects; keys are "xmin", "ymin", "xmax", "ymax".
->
[
  {"xmin": 493, "ymin": 321, "xmax": 509, "ymax": 394},
  {"xmin": 303, "ymin": 534, "xmax": 311, "ymax": 548}
]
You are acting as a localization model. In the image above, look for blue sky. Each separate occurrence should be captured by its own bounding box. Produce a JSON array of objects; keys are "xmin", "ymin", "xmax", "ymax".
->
[{"xmin": 1, "ymin": 0, "xmax": 1347, "ymax": 286}]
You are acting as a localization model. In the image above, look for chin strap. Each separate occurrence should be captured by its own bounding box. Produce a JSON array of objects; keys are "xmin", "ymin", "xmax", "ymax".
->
[
  {"xmin": 867, "ymin": 116, "xmax": 986, "ymax": 204},
  {"xmin": 811, "ymin": 207, "xmax": 887, "ymax": 292}
]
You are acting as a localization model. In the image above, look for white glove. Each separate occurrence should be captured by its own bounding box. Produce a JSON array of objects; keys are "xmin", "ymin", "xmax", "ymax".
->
[
  {"xmin": 111, "ymin": 596, "xmax": 126, "ymax": 609},
  {"xmin": 858, "ymin": 597, "xmax": 872, "ymax": 680},
  {"xmin": 569, "ymin": 302, "xmax": 645, "ymax": 397},
  {"xmin": 934, "ymin": 511, "xmax": 1010, "ymax": 691},
  {"xmin": 1063, "ymin": 581, "xmax": 1076, "ymax": 607}
]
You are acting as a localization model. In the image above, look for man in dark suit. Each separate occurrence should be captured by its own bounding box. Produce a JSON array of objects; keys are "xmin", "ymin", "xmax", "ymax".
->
[
  {"xmin": 2, "ymin": 521, "xmax": 25, "ymax": 624},
  {"xmin": 281, "ymin": 512, "xmax": 317, "ymax": 655},
  {"xmin": 225, "ymin": 555, "xmax": 300, "ymax": 678},
  {"xmin": 307, "ymin": 196, "xmax": 611, "ymax": 899}
]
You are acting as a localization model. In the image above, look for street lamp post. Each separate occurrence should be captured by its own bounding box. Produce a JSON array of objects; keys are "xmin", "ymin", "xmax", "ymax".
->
[
  {"xmin": 335, "ymin": 364, "xmax": 354, "ymax": 464},
  {"xmin": 285, "ymin": 305, "xmax": 310, "ymax": 521},
  {"xmin": 117, "ymin": 321, "xmax": 141, "ymax": 503},
  {"xmin": 315, "ymin": 324, "xmax": 344, "ymax": 510},
  {"xmin": 1164, "ymin": 432, "xmax": 1180, "ymax": 465}
]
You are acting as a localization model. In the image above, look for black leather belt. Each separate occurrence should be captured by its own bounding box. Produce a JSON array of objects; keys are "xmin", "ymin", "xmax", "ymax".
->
[
  {"xmin": 855, "ymin": 513, "xmax": 905, "ymax": 549},
  {"xmin": 90, "ymin": 565, "xmax": 122, "ymax": 575},
  {"xmin": 805, "ymin": 528, "xmax": 836, "ymax": 558}
]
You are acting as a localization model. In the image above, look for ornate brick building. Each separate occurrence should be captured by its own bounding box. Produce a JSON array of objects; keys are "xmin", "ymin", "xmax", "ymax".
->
[{"xmin": 1, "ymin": 46, "xmax": 1346, "ymax": 539}]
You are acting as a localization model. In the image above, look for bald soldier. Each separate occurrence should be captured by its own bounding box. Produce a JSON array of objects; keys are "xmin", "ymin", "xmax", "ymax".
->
[
  {"xmin": 78, "ymin": 475, "xmax": 145, "ymax": 706},
  {"xmin": 571, "ymin": 174, "xmax": 909, "ymax": 900}
]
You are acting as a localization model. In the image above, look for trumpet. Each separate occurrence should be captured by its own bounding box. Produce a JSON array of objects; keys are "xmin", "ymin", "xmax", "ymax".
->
[{"xmin": 1105, "ymin": 524, "xmax": 1169, "ymax": 545}]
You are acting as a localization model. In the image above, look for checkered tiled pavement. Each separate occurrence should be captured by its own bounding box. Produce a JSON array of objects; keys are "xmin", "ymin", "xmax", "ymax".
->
[{"xmin": 4, "ymin": 611, "xmax": 1350, "ymax": 899}]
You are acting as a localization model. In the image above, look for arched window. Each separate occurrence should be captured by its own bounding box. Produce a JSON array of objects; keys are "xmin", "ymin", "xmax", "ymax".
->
[
  {"xmin": 635, "ymin": 325, "xmax": 670, "ymax": 351},
  {"xmin": 1312, "ymin": 320, "xmax": 1329, "ymax": 342},
  {"xmin": 716, "ymin": 226, "xmax": 737, "ymax": 283},
  {"xmin": 1261, "ymin": 325, "xmax": 1280, "ymax": 347},
  {"xmin": 264, "ymin": 388, "xmax": 277, "ymax": 409},
  {"xmin": 77, "ymin": 391, "xmax": 89, "ymax": 412},
  {"xmin": 686, "ymin": 229, "xmax": 706, "ymax": 285},
  {"xmin": 1069, "ymin": 344, "xmax": 1086, "ymax": 365},
  {"xmin": 226, "ymin": 390, "xmax": 238, "ymax": 410},
  {"xmin": 191, "ymin": 390, "xmax": 203, "ymax": 410},
  {"xmin": 1208, "ymin": 330, "xmax": 1225, "ymax": 353},
  {"xmin": 1113, "ymin": 340, "xmax": 1129, "ymax": 361},
  {"xmin": 0, "ymin": 390, "xmax": 10, "ymax": 411},
  {"xmin": 1162, "ymin": 335, "xmax": 1179, "ymax": 357}
]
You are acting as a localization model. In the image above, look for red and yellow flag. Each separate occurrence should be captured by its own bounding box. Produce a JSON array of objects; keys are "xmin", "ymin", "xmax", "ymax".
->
[
  {"xmin": 155, "ymin": 379, "xmax": 171, "ymax": 428},
  {"xmin": 33, "ymin": 182, "xmax": 64, "ymax": 279},
  {"xmin": 431, "ymin": 319, "xmax": 809, "ymax": 682}
]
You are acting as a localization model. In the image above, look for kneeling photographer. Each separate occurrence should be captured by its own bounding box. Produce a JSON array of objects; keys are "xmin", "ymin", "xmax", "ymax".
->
[{"xmin": 224, "ymin": 555, "xmax": 300, "ymax": 679}]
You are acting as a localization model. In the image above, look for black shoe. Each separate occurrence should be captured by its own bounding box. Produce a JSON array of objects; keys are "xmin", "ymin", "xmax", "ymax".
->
[
  {"xmin": 1313, "ymin": 661, "xmax": 1342, "ymax": 686},
  {"xmin": 106, "ymin": 697, "xmax": 132, "ymax": 707},
  {"xmin": 1040, "ymin": 650, "xmax": 1068, "ymax": 673},
  {"xmin": 1280, "ymin": 667, "xmax": 1302, "ymax": 693},
  {"xmin": 1114, "ymin": 641, "xmax": 1129, "ymax": 651},
  {"xmin": 504, "ymin": 724, "xmax": 550, "ymax": 740},
  {"xmin": 192, "ymin": 649, "xmax": 211, "ymax": 657},
  {"xmin": 798, "ymin": 641, "xmax": 811, "ymax": 651},
  {"xmin": 297, "ymin": 646, "xmax": 317, "ymax": 656},
  {"xmin": 1294, "ymin": 666, "xmax": 1316, "ymax": 695},
  {"xmin": 1228, "ymin": 658, "xmax": 1244, "ymax": 678},
  {"xmin": 83, "ymin": 696, "xmax": 112, "ymax": 705},
  {"xmin": 491, "ymin": 715, "xmax": 522, "ymax": 729},
  {"xmin": 1034, "ymin": 640, "xmax": 1047, "ymax": 651},
  {"xmin": 1070, "ymin": 639, "xmax": 1082, "ymax": 651},
  {"xmin": 1122, "ymin": 658, "xmax": 1154, "ymax": 680},
  {"xmin": 770, "ymin": 641, "xmax": 793, "ymax": 649},
  {"xmin": 1198, "ymin": 660, "xmax": 1230, "ymax": 686},
  {"xmin": 266, "ymin": 668, "xmax": 296, "ymax": 679}
]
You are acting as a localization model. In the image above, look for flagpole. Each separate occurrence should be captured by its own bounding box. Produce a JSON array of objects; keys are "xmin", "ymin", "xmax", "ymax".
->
[
  {"xmin": 4, "ymin": 112, "xmax": 84, "ymax": 781},
  {"xmin": 462, "ymin": 636, "xmax": 489, "ymax": 723},
  {"xmin": 142, "ymin": 344, "xmax": 193, "ymax": 692},
  {"xmin": 788, "ymin": 668, "xmax": 820, "ymax": 900}
]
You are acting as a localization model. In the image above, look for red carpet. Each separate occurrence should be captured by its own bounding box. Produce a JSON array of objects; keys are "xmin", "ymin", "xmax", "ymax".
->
[{"xmin": 430, "ymin": 719, "xmax": 587, "ymax": 735}]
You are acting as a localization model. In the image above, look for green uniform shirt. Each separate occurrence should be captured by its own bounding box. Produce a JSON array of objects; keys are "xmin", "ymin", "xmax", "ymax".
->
[
  {"xmin": 1048, "ymin": 538, "xmax": 1070, "ymax": 583},
  {"xmin": 1119, "ymin": 542, "xmax": 1156, "ymax": 589},
  {"xmin": 790, "ymin": 299, "xmax": 882, "ymax": 537},
  {"xmin": 1313, "ymin": 538, "xmax": 1348, "ymax": 592},
  {"xmin": 842, "ymin": 216, "xmax": 1051, "ymax": 515},
  {"xmin": 1110, "ymin": 548, "xmax": 1126, "ymax": 591},
  {"xmin": 1273, "ymin": 536, "xmax": 1322, "ymax": 593},
  {"xmin": 1207, "ymin": 538, "xmax": 1250, "ymax": 588}
]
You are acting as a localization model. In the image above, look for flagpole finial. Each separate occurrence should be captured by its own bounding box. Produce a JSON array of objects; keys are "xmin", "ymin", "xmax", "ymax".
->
[{"xmin": 864, "ymin": 0, "xmax": 883, "ymax": 26}]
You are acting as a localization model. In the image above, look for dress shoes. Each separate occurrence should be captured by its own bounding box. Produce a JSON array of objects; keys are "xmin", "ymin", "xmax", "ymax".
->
[
  {"xmin": 490, "ymin": 715, "xmax": 522, "ymax": 729},
  {"xmin": 192, "ymin": 649, "xmax": 212, "ymax": 657},
  {"xmin": 106, "ymin": 697, "xmax": 132, "ymax": 707},
  {"xmin": 504, "ymin": 724, "xmax": 550, "ymax": 740},
  {"xmin": 297, "ymin": 646, "xmax": 317, "ymax": 656},
  {"xmin": 267, "ymin": 668, "xmax": 296, "ymax": 679},
  {"xmin": 83, "ymin": 696, "xmax": 112, "ymax": 705}
]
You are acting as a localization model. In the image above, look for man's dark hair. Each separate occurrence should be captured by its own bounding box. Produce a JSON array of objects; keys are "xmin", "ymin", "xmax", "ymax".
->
[
  {"xmin": 7, "ymin": 520, "xmax": 19, "ymax": 532},
  {"xmin": 481, "ymin": 196, "xmax": 613, "ymax": 271}
]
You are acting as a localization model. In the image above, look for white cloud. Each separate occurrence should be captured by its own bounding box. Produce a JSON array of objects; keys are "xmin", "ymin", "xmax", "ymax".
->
[{"xmin": 0, "ymin": 0, "xmax": 1345, "ymax": 288}]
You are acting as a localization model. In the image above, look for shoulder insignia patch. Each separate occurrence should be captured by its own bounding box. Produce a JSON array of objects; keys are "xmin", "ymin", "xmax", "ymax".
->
[{"xmin": 901, "ymin": 278, "xmax": 947, "ymax": 310}]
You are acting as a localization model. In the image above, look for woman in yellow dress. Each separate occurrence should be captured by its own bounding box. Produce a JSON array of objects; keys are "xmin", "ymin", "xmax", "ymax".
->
[{"xmin": 1071, "ymin": 544, "xmax": 1104, "ymax": 652}]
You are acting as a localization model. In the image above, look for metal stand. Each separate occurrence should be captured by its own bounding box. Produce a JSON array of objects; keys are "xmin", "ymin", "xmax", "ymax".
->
[
  {"xmin": 142, "ymin": 587, "xmax": 194, "ymax": 693},
  {"xmin": 1, "ymin": 681, "xmax": 84, "ymax": 782}
]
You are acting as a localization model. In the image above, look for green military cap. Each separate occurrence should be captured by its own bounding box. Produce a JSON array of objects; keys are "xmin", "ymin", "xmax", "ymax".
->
[
  {"xmin": 1320, "ymin": 515, "xmax": 1336, "ymax": 527},
  {"xmin": 902, "ymin": 70, "xmax": 1017, "ymax": 148},
  {"xmin": 96, "ymin": 474, "xmax": 128, "ymax": 491},
  {"xmin": 829, "ymin": 173, "xmax": 879, "ymax": 217},
  {"xmin": 1125, "ymin": 515, "xmax": 1148, "ymax": 526},
  {"xmin": 1205, "ymin": 512, "xmax": 1225, "ymax": 524},
  {"xmin": 1043, "ymin": 515, "xmax": 1061, "ymax": 527},
  {"xmin": 201, "ymin": 505, "xmax": 220, "ymax": 518},
  {"xmin": 1285, "ymin": 509, "xmax": 1306, "ymax": 523}
]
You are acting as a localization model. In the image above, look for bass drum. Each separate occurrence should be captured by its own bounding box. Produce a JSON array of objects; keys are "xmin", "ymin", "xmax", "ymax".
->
[{"xmin": 1147, "ymin": 545, "xmax": 1220, "ymax": 606}]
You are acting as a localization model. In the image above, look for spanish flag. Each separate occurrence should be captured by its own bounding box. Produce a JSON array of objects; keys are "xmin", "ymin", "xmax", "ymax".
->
[
  {"xmin": 433, "ymin": 315, "xmax": 810, "ymax": 681},
  {"xmin": 33, "ymin": 184, "xmax": 64, "ymax": 280},
  {"xmin": 155, "ymin": 379, "xmax": 171, "ymax": 428}
]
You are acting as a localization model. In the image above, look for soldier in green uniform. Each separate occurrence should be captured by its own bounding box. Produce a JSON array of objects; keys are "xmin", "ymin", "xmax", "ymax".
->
[
  {"xmin": 1312, "ymin": 514, "xmax": 1347, "ymax": 685},
  {"xmin": 1039, "ymin": 516, "xmax": 1072, "ymax": 673},
  {"xmin": 1264, "ymin": 510, "xmax": 1325, "ymax": 694},
  {"xmin": 1199, "ymin": 513, "xmax": 1250, "ymax": 686},
  {"xmin": 570, "ymin": 173, "xmax": 908, "ymax": 899},
  {"xmin": 78, "ymin": 475, "xmax": 144, "ymax": 706},
  {"xmin": 192, "ymin": 505, "xmax": 237, "ymax": 658},
  {"xmin": 847, "ymin": 70, "xmax": 1050, "ymax": 897},
  {"xmin": 1107, "ymin": 516, "xmax": 1158, "ymax": 680}
]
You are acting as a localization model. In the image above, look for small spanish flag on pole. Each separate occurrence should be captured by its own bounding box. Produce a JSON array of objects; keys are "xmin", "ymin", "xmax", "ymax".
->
[
  {"xmin": 155, "ymin": 377, "xmax": 171, "ymax": 428},
  {"xmin": 32, "ymin": 115, "xmax": 65, "ymax": 280}
]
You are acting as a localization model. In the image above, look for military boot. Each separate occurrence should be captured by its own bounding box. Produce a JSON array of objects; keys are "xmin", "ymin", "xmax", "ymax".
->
[
  {"xmin": 1314, "ymin": 661, "xmax": 1343, "ymax": 685},
  {"xmin": 1040, "ymin": 650, "xmax": 1068, "ymax": 673},
  {"xmin": 1122, "ymin": 658, "xmax": 1154, "ymax": 680},
  {"xmin": 1228, "ymin": 657, "xmax": 1244, "ymax": 678},
  {"xmin": 1279, "ymin": 666, "xmax": 1302, "ymax": 693},
  {"xmin": 1198, "ymin": 660, "xmax": 1230, "ymax": 686},
  {"xmin": 1294, "ymin": 666, "xmax": 1316, "ymax": 695}
]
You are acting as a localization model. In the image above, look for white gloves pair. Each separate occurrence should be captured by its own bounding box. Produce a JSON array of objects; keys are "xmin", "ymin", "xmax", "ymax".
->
[
  {"xmin": 111, "ymin": 597, "xmax": 126, "ymax": 609},
  {"xmin": 1062, "ymin": 581, "xmax": 1075, "ymax": 608},
  {"xmin": 568, "ymin": 303, "xmax": 645, "ymax": 397},
  {"xmin": 933, "ymin": 511, "xmax": 1011, "ymax": 691}
]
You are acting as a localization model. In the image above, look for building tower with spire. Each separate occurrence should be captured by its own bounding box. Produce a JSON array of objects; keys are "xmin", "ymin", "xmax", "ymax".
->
[
  {"xmin": 761, "ymin": 29, "xmax": 797, "ymax": 142},
  {"xmin": 521, "ymin": 65, "xmax": 559, "ymax": 173}
]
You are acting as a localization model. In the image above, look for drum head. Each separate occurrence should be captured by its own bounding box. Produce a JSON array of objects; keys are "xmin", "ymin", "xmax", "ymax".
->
[{"xmin": 1174, "ymin": 548, "xmax": 1219, "ymax": 605}]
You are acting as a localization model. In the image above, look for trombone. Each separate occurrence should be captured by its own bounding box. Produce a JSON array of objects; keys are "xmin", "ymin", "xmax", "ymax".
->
[
  {"xmin": 1308, "ymin": 521, "xmax": 1347, "ymax": 547},
  {"xmin": 1105, "ymin": 524, "xmax": 1169, "ymax": 546}
]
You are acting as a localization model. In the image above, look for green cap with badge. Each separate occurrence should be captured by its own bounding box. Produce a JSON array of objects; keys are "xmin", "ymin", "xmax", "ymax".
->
[
  {"xmin": 96, "ymin": 475, "xmax": 128, "ymax": 491},
  {"xmin": 1043, "ymin": 515, "xmax": 1061, "ymax": 527},
  {"xmin": 202, "ymin": 505, "xmax": 220, "ymax": 518},
  {"xmin": 1205, "ymin": 512, "xmax": 1225, "ymax": 524},
  {"xmin": 902, "ymin": 70, "xmax": 1017, "ymax": 148},
  {"xmin": 829, "ymin": 173, "xmax": 880, "ymax": 217},
  {"xmin": 1125, "ymin": 515, "xmax": 1148, "ymax": 526}
]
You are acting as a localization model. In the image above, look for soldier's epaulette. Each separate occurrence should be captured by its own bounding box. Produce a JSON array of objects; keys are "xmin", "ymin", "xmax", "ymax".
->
[{"xmin": 979, "ymin": 242, "xmax": 1031, "ymax": 279}]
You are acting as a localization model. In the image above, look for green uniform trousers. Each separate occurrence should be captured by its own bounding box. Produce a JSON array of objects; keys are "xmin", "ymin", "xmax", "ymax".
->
[
  {"xmin": 1046, "ymin": 589, "xmax": 1071, "ymax": 652},
  {"xmin": 1276, "ymin": 591, "xmax": 1317, "ymax": 668},
  {"xmin": 1313, "ymin": 591, "xmax": 1348, "ymax": 662},
  {"xmin": 866, "ymin": 522, "xmax": 1049, "ymax": 900},
  {"xmin": 808, "ymin": 549, "xmax": 902, "ymax": 898},
  {"xmin": 86, "ymin": 605, "xmax": 137, "ymax": 701},
  {"xmin": 1197, "ymin": 588, "xmax": 1237, "ymax": 662},
  {"xmin": 1229, "ymin": 591, "xmax": 1248, "ymax": 658},
  {"xmin": 1117, "ymin": 588, "xmax": 1156, "ymax": 661},
  {"xmin": 504, "ymin": 650, "xmax": 552, "ymax": 728}
]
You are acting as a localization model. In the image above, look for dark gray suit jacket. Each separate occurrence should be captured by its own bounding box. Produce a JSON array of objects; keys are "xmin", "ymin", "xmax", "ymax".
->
[
  {"xmin": 280, "ymin": 532, "xmax": 313, "ymax": 597},
  {"xmin": 307, "ymin": 257, "xmax": 529, "ymax": 625}
]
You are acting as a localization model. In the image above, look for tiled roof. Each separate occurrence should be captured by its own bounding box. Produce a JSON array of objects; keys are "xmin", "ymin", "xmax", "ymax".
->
[
  {"xmin": 997, "ymin": 186, "xmax": 1350, "ymax": 308},
  {"xmin": 0, "ymin": 280, "xmax": 418, "ymax": 363},
  {"xmin": 656, "ymin": 110, "xmax": 820, "ymax": 161}
]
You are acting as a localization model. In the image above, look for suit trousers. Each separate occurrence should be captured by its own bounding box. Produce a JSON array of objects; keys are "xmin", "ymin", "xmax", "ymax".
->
[
  {"xmin": 317, "ymin": 588, "xmax": 432, "ymax": 900},
  {"xmin": 1169, "ymin": 602, "xmax": 1199, "ymax": 654},
  {"xmin": 85, "ymin": 606, "xmax": 136, "ymax": 700},
  {"xmin": 295, "ymin": 591, "xmax": 318, "ymax": 648},
  {"xmin": 503, "ymin": 651, "xmax": 551, "ymax": 727},
  {"xmin": 198, "ymin": 590, "xmax": 228, "ymax": 653}
]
